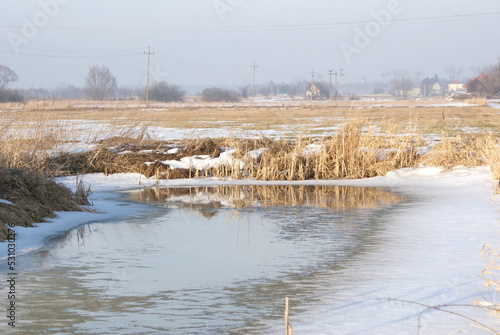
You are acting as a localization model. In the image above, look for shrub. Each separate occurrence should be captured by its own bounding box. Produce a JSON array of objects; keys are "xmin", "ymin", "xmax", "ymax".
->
[
  {"xmin": 0, "ymin": 88, "xmax": 24, "ymax": 102},
  {"xmin": 201, "ymin": 87, "xmax": 240, "ymax": 102},
  {"xmin": 149, "ymin": 81, "xmax": 185, "ymax": 102}
]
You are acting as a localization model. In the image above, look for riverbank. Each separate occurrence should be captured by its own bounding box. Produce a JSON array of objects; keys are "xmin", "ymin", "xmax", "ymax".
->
[{"xmin": 0, "ymin": 168, "xmax": 90, "ymax": 241}]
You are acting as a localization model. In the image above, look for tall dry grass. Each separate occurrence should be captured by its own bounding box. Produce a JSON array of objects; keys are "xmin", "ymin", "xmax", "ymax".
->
[
  {"xmin": 205, "ymin": 120, "xmax": 422, "ymax": 181},
  {"xmin": 422, "ymin": 133, "xmax": 500, "ymax": 190},
  {"xmin": 0, "ymin": 114, "xmax": 153, "ymax": 175},
  {"xmin": 0, "ymin": 116, "xmax": 61, "ymax": 172}
]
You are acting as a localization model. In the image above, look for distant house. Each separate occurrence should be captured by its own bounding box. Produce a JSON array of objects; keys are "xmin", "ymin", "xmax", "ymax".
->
[
  {"xmin": 421, "ymin": 75, "xmax": 444, "ymax": 96},
  {"xmin": 431, "ymin": 82, "xmax": 444, "ymax": 96},
  {"xmin": 465, "ymin": 74, "xmax": 489, "ymax": 96},
  {"xmin": 306, "ymin": 84, "xmax": 321, "ymax": 100},
  {"xmin": 447, "ymin": 80, "xmax": 465, "ymax": 93}
]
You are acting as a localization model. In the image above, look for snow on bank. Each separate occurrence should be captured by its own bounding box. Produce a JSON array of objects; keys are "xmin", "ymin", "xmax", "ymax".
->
[
  {"xmin": 489, "ymin": 102, "xmax": 500, "ymax": 110},
  {"xmin": 0, "ymin": 186, "xmax": 153, "ymax": 261}
]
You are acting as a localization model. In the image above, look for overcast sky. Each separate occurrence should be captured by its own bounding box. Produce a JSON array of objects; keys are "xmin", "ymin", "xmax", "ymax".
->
[{"xmin": 1, "ymin": 0, "xmax": 499, "ymax": 89}]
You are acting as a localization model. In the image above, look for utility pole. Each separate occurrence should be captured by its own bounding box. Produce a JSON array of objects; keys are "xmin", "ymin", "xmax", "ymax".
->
[
  {"xmin": 362, "ymin": 76, "xmax": 369, "ymax": 95},
  {"xmin": 310, "ymin": 68, "xmax": 316, "ymax": 83},
  {"xmin": 251, "ymin": 61, "xmax": 258, "ymax": 101},
  {"xmin": 144, "ymin": 46, "xmax": 155, "ymax": 104},
  {"xmin": 334, "ymin": 69, "xmax": 344, "ymax": 101},
  {"xmin": 328, "ymin": 70, "xmax": 334, "ymax": 99}
]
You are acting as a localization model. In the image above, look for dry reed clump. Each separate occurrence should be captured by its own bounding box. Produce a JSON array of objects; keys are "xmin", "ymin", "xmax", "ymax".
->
[
  {"xmin": 251, "ymin": 138, "xmax": 312, "ymax": 181},
  {"xmin": 310, "ymin": 121, "xmax": 420, "ymax": 180},
  {"xmin": 481, "ymin": 135, "xmax": 500, "ymax": 191},
  {"xmin": 108, "ymin": 120, "xmax": 422, "ymax": 181},
  {"xmin": 468, "ymin": 97, "xmax": 488, "ymax": 107},
  {"xmin": 0, "ymin": 168, "xmax": 90, "ymax": 241},
  {"xmin": 48, "ymin": 137, "xmax": 226, "ymax": 177},
  {"xmin": 180, "ymin": 137, "xmax": 222, "ymax": 157},
  {"xmin": 422, "ymin": 134, "xmax": 499, "ymax": 174},
  {"xmin": 244, "ymin": 121, "xmax": 421, "ymax": 181},
  {"xmin": 51, "ymin": 148, "xmax": 164, "ymax": 176},
  {"xmin": 0, "ymin": 118, "xmax": 63, "ymax": 173}
]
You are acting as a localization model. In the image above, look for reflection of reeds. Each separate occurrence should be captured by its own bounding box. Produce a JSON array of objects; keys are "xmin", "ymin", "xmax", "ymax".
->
[{"xmin": 129, "ymin": 185, "xmax": 403, "ymax": 213}]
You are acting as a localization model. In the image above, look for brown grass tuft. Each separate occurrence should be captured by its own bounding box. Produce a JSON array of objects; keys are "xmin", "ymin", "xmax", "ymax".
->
[
  {"xmin": 0, "ymin": 168, "xmax": 90, "ymax": 241},
  {"xmin": 423, "ymin": 133, "xmax": 500, "ymax": 183}
]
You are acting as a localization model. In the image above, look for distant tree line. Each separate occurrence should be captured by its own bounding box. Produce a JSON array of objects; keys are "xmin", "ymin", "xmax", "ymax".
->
[{"xmin": 3, "ymin": 58, "xmax": 500, "ymax": 103}]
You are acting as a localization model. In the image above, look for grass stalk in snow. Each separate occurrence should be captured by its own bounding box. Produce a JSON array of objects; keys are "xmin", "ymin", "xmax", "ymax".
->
[
  {"xmin": 481, "ymin": 245, "xmax": 500, "ymax": 317},
  {"xmin": 388, "ymin": 299, "xmax": 500, "ymax": 334}
]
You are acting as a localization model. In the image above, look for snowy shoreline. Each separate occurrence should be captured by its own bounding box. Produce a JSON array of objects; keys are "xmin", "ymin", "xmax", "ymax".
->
[{"xmin": 1, "ymin": 166, "xmax": 498, "ymax": 261}]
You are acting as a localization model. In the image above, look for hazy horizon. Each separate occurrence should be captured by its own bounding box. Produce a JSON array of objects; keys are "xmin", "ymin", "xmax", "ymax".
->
[{"xmin": 1, "ymin": 0, "xmax": 499, "ymax": 90}]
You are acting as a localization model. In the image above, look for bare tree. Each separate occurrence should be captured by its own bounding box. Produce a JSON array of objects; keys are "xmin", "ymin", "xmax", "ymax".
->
[
  {"xmin": 84, "ymin": 65, "xmax": 117, "ymax": 100},
  {"xmin": 443, "ymin": 65, "xmax": 463, "ymax": 81},
  {"xmin": 238, "ymin": 84, "xmax": 251, "ymax": 98},
  {"xmin": 391, "ymin": 70, "xmax": 414, "ymax": 99},
  {"xmin": 482, "ymin": 61, "xmax": 500, "ymax": 96},
  {"xmin": 0, "ymin": 65, "xmax": 18, "ymax": 89}
]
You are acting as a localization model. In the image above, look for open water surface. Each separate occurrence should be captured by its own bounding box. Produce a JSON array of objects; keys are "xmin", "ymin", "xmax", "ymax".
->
[{"xmin": 1, "ymin": 184, "xmax": 496, "ymax": 334}]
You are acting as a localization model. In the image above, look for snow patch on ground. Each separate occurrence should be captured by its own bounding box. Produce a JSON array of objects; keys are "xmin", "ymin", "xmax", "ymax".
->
[{"xmin": 0, "ymin": 199, "xmax": 15, "ymax": 206}]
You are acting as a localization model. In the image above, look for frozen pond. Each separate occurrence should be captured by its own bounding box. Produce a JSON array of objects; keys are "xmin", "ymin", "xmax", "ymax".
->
[{"xmin": 1, "ymin": 181, "xmax": 499, "ymax": 334}]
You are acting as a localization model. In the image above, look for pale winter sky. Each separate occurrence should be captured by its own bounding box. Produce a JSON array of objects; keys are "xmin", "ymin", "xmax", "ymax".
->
[{"xmin": 0, "ymin": 0, "xmax": 499, "ymax": 89}]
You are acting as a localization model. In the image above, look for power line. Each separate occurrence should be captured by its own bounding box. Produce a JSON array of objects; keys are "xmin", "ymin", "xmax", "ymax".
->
[
  {"xmin": 0, "ymin": 44, "xmax": 143, "ymax": 58},
  {"xmin": 0, "ymin": 12, "xmax": 497, "ymax": 33},
  {"xmin": 155, "ymin": 50, "xmax": 247, "ymax": 70},
  {"xmin": 310, "ymin": 68, "xmax": 316, "ymax": 83}
]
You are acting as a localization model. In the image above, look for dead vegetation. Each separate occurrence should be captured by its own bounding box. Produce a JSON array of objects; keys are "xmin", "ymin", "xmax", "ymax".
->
[
  {"xmin": 0, "ymin": 168, "xmax": 90, "ymax": 241},
  {"xmin": 21, "ymin": 120, "xmax": 496, "ymax": 184}
]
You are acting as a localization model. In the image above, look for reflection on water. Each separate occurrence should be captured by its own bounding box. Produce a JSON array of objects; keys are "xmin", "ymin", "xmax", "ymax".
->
[
  {"xmin": 129, "ymin": 184, "xmax": 403, "ymax": 217},
  {"xmin": 0, "ymin": 185, "xmax": 403, "ymax": 334}
]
